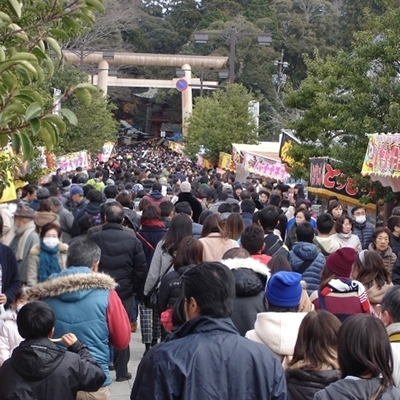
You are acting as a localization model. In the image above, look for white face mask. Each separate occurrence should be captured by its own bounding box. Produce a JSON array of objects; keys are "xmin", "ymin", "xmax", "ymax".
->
[
  {"xmin": 43, "ymin": 237, "xmax": 59, "ymax": 248},
  {"xmin": 355, "ymin": 215, "xmax": 366, "ymax": 224}
]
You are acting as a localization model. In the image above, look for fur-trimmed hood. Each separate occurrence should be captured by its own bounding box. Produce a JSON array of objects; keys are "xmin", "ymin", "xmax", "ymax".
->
[
  {"xmin": 30, "ymin": 242, "xmax": 68, "ymax": 256},
  {"xmin": 27, "ymin": 268, "xmax": 116, "ymax": 301},
  {"xmin": 222, "ymin": 257, "xmax": 270, "ymax": 297},
  {"xmin": 222, "ymin": 257, "xmax": 270, "ymax": 277}
]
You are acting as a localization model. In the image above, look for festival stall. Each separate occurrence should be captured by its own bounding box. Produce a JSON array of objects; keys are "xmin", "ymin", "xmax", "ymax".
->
[
  {"xmin": 308, "ymin": 157, "xmax": 375, "ymax": 214},
  {"xmin": 232, "ymin": 142, "xmax": 289, "ymax": 182},
  {"xmin": 362, "ymin": 133, "xmax": 400, "ymax": 192}
]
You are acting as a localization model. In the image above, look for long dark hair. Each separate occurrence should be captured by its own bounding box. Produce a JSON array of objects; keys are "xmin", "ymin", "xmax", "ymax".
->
[
  {"xmin": 174, "ymin": 237, "xmax": 203, "ymax": 270},
  {"xmin": 338, "ymin": 314, "xmax": 394, "ymax": 387},
  {"xmin": 162, "ymin": 214, "xmax": 193, "ymax": 256},
  {"xmin": 290, "ymin": 310, "xmax": 341, "ymax": 370},
  {"xmin": 352, "ymin": 251, "xmax": 391, "ymax": 290}
]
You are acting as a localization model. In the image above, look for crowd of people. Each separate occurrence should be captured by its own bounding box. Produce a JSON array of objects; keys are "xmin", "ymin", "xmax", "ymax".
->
[{"xmin": 0, "ymin": 142, "xmax": 400, "ymax": 399}]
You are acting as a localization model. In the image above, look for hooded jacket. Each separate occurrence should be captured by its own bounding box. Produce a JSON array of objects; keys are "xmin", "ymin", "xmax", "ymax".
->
[
  {"xmin": 314, "ymin": 377, "xmax": 400, "ymax": 399},
  {"xmin": 0, "ymin": 337, "xmax": 106, "ymax": 400},
  {"xmin": 144, "ymin": 191, "xmax": 169, "ymax": 208},
  {"xmin": 0, "ymin": 309, "xmax": 23, "ymax": 366},
  {"xmin": 222, "ymin": 257, "xmax": 270, "ymax": 336},
  {"xmin": 27, "ymin": 267, "xmax": 131, "ymax": 386},
  {"xmin": 72, "ymin": 202, "xmax": 102, "ymax": 237},
  {"xmin": 313, "ymin": 236, "xmax": 341, "ymax": 256},
  {"xmin": 131, "ymin": 316, "xmax": 287, "ymax": 400},
  {"xmin": 246, "ymin": 312, "xmax": 308, "ymax": 368},
  {"xmin": 289, "ymin": 242, "xmax": 326, "ymax": 295},
  {"xmin": 285, "ymin": 368, "xmax": 341, "ymax": 400}
]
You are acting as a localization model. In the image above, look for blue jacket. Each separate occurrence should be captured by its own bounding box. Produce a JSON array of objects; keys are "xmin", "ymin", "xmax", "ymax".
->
[
  {"xmin": 131, "ymin": 316, "xmax": 287, "ymax": 400},
  {"xmin": 28, "ymin": 267, "xmax": 115, "ymax": 386},
  {"xmin": 289, "ymin": 242, "xmax": 326, "ymax": 295},
  {"xmin": 352, "ymin": 221, "xmax": 375, "ymax": 250},
  {"xmin": 241, "ymin": 212, "xmax": 253, "ymax": 227}
]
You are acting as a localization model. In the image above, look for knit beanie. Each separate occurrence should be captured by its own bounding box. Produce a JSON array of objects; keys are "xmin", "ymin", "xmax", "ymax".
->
[
  {"xmin": 326, "ymin": 247, "xmax": 357, "ymax": 278},
  {"xmin": 266, "ymin": 271, "xmax": 302, "ymax": 308}
]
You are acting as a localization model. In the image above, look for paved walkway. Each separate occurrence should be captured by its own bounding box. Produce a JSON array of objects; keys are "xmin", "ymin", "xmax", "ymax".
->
[{"xmin": 109, "ymin": 325, "xmax": 144, "ymax": 399}]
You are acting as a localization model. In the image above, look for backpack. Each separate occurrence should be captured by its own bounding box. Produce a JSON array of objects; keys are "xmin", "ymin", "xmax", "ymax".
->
[{"xmin": 85, "ymin": 211, "xmax": 102, "ymax": 226}]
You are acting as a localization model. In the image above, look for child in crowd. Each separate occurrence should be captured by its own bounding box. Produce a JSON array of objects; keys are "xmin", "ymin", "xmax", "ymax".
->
[
  {"xmin": 0, "ymin": 301, "xmax": 106, "ymax": 400},
  {"xmin": 0, "ymin": 287, "xmax": 28, "ymax": 366}
]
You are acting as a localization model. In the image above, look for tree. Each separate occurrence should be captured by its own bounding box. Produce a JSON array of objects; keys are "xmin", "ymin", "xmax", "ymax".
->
[
  {"xmin": 40, "ymin": 64, "xmax": 118, "ymax": 155},
  {"xmin": 0, "ymin": 0, "xmax": 105, "ymax": 162},
  {"xmin": 284, "ymin": 6, "xmax": 400, "ymax": 201},
  {"xmin": 185, "ymin": 84, "xmax": 258, "ymax": 162}
]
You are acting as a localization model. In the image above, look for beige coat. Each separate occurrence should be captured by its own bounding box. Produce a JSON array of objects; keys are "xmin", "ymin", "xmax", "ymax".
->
[
  {"xmin": 27, "ymin": 242, "xmax": 68, "ymax": 287},
  {"xmin": 199, "ymin": 233, "xmax": 239, "ymax": 262}
]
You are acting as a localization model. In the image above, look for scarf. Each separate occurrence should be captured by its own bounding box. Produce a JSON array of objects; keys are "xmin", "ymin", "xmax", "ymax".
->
[
  {"xmin": 38, "ymin": 241, "xmax": 61, "ymax": 283},
  {"xmin": 322, "ymin": 279, "xmax": 370, "ymax": 312},
  {"xmin": 34, "ymin": 212, "xmax": 59, "ymax": 231},
  {"xmin": 14, "ymin": 221, "xmax": 36, "ymax": 261},
  {"xmin": 141, "ymin": 220, "xmax": 165, "ymax": 228}
]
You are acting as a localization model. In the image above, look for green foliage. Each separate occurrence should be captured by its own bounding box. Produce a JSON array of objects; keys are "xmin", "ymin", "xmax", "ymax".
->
[
  {"xmin": 37, "ymin": 64, "xmax": 118, "ymax": 155},
  {"xmin": 185, "ymin": 84, "xmax": 258, "ymax": 162},
  {"xmin": 0, "ymin": 0, "xmax": 105, "ymax": 160},
  {"xmin": 285, "ymin": 7, "xmax": 400, "ymax": 201}
]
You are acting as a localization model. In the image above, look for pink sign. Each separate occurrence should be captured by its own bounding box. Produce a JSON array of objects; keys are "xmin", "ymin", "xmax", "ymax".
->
[{"xmin": 243, "ymin": 151, "xmax": 289, "ymax": 180}]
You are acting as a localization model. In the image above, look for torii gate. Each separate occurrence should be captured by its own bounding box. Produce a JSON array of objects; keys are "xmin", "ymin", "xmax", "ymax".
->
[{"xmin": 62, "ymin": 51, "xmax": 228, "ymax": 135}]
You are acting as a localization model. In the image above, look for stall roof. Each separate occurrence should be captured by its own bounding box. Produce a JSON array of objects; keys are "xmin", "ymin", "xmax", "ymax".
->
[{"xmin": 232, "ymin": 142, "xmax": 281, "ymax": 162}]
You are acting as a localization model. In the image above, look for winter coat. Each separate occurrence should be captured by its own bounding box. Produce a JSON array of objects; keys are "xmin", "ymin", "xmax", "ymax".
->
[
  {"xmin": 352, "ymin": 220, "xmax": 375, "ymax": 250},
  {"xmin": 72, "ymin": 202, "xmax": 102, "ymax": 237},
  {"xmin": 313, "ymin": 236, "xmax": 341, "ymax": 257},
  {"xmin": 0, "ymin": 243, "xmax": 21, "ymax": 307},
  {"xmin": 122, "ymin": 208, "xmax": 140, "ymax": 232},
  {"xmin": 55, "ymin": 206, "xmax": 74, "ymax": 243},
  {"xmin": 199, "ymin": 233, "xmax": 239, "ymax": 262},
  {"xmin": 192, "ymin": 222, "xmax": 202, "ymax": 239},
  {"xmin": 0, "ymin": 310, "xmax": 23, "ymax": 366},
  {"xmin": 365, "ymin": 280, "xmax": 393, "ymax": 312},
  {"xmin": 368, "ymin": 243, "xmax": 397, "ymax": 274},
  {"xmin": 137, "ymin": 226, "xmax": 168, "ymax": 268},
  {"xmin": 241, "ymin": 212, "xmax": 253, "ymax": 227},
  {"xmin": 158, "ymin": 266, "xmax": 191, "ymax": 312},
  {"xmin": 144, "ymin": 191, "xmax": 169, "ymax": 208},
  {"xmin": 246, "ymin": 312, "xmax": 308, "ymax": 368},
  {"xmin": 9, "ymin": 222, "xmax": 39, "ymax": 284},
  {"xmin": 26, "ymin": 242, "xmax": 68, "ymax": 287},
  {"xmin": 175, "ymin": 192, "xmax": 203, "ymax": 223},
  {"xmin": 262, "ymin": 232, "xmax": 289, "ymax": 259},
  {"xmin": 330, "ymin": 232, "xmax": 362, "ymax": 252},
  {"xmin": 144, "ymin": 241, "xmax": 174, "ymax": 295},
  {"xmin": 27, "ymin": 267, "xmax": 131, "ymax": 387},
  {"xmin": 286, "ymin": 216, "xmax": 317, "ymax": 234},
  {"xmin": 91, "ymin": 223, "xmax": 148, "ymax": 300},
  {"xmin": 0, "ymin": 337, "xmax": 106, "ymax": 400},
  {"xmin": 387, "ymin": 322, "xmax": 400, "ymax": 388},
  {"xmin": 131, "ymin": 316, "xmax": 287, "ymax": 400},
  {"xmin": 222, "ymin": 257, "xmax": 270, "ymax": 336},
  {"xmin": 285, "ymin": 369, "xmax": 341, "ymax": 400},
  {"xmin": 314, "ymin": 377, "xmax": 400, "ymax": 399},
  {"xmin": 289, "ymin": 242, "xmax": 326, "ymax": 295}
]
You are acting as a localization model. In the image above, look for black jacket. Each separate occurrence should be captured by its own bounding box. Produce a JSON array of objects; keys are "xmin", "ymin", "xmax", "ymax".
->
[
  {"xmin": 285, "ymin": 369, "xmax": 341, "ymax": 400},
  {"xmin": 137, "ymin": 226, "xmax": 168, "ymax": 267},
  {"xmin": 0, "ymin": 338, "xmax": 106, "ymax": 400},
  {"xmin": 91, "ymin": 223, "xmax": 147, "ymax": 299},
  {"xmin": 263, "ymin": 231, "xmax": 289, "ymax": 259},
  {"xmin": 0, "ymin": 244, "xmax": 21, "ymax": 307},
  {"xmin": 175, "ymin": 192, "xmax": 203, "ymax": 223},
  {"xmin": 131, "ymin": 316, "xmax": 287, "ymax": 400},
  {"xmin": 390, "ymin": 234, "xmax": 400, "ymax": 284}
]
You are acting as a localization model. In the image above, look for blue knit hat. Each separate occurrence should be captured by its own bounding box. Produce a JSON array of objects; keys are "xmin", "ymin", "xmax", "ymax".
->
[{"xmin": 266, "ymin": 271, "xmax": 302, "ymax": 308}]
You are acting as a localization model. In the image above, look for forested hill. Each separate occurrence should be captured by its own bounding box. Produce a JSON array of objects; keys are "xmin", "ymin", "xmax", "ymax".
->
[{"xmin": 68, "ymin": 0, "xmax": 398, "ymax": 138}]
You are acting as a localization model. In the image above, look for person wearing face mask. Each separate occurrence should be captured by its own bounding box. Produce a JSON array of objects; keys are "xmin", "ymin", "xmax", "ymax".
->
[
  {"xmin": 27, "ymin": 223, "xmax": 68, "ymax": 287},
  {"xmin": 351, "ymin": 205, "xmax": 375, "ymax": 250},
  {"xmin": 0, "ymin": 287, "xmax": 27, "ymax": 366}
]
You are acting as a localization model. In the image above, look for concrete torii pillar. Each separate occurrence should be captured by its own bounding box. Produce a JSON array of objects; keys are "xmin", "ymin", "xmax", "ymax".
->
[
  {"xmin": 181, "ymin": 64, "xmax": 192, "ymax": 137},
  {"xmin": 97, "ymin": 60, "xmax": 109, "ymax": 94}
]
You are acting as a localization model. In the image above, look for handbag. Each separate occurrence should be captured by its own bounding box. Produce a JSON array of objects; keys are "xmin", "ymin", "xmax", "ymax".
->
[{"xmin": 144, "ymin": 261, "xmax": 174, "ymax": 310}]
